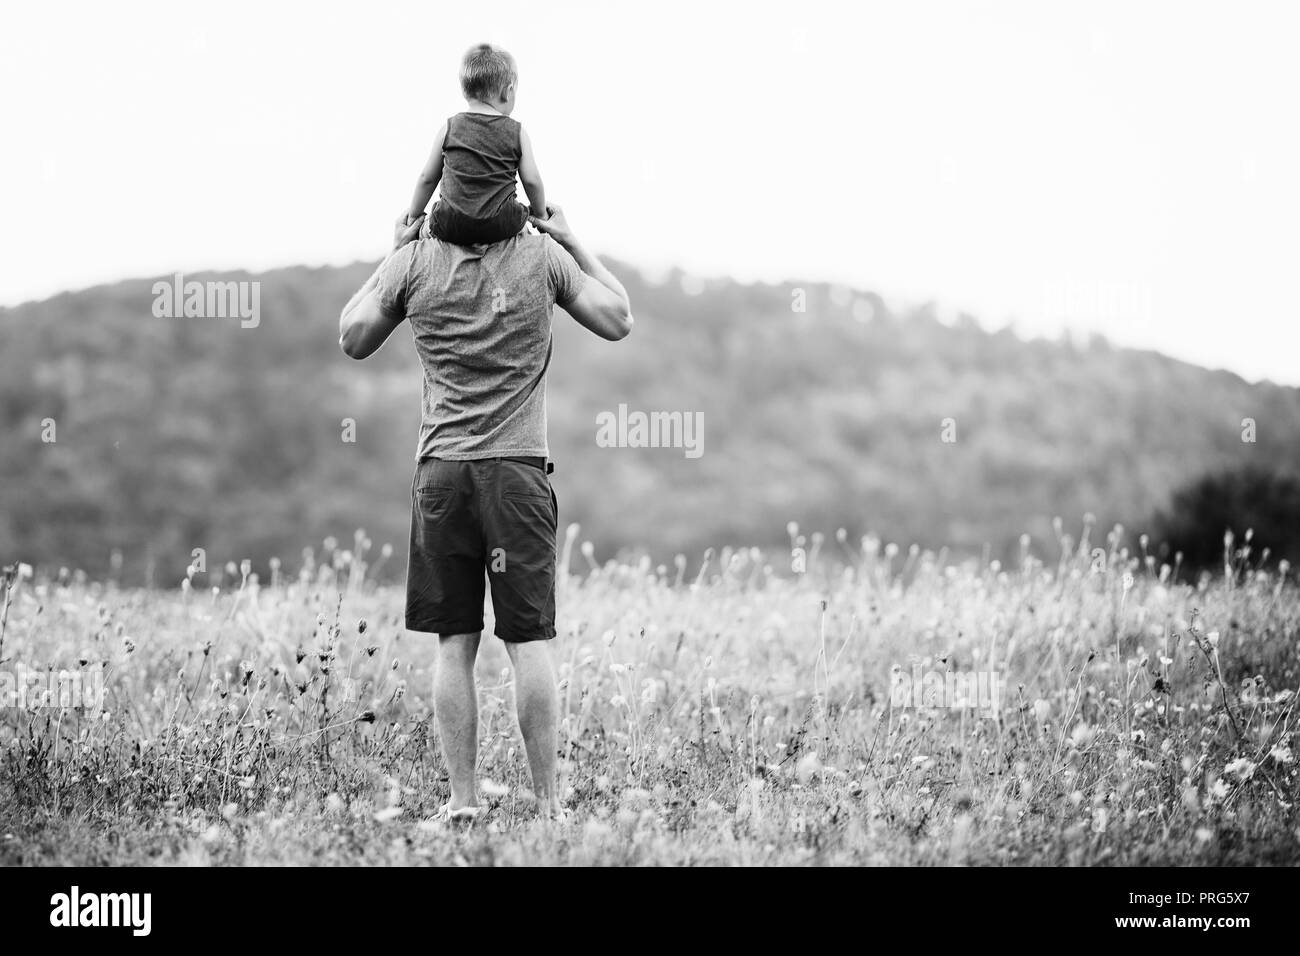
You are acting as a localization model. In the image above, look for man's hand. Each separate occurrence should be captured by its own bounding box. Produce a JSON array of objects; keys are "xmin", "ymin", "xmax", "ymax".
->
[
  {"xmin": 528, "ymin": 204, "xmax": 573, "ymax": 246},
  {"xmin": 394, "ymin": 213, "xmax": 424, "ymax": 251}
]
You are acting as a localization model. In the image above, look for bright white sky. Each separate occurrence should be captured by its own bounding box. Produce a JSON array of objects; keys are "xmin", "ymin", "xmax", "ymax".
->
[{"xmin": 2, "ymin": 0, "xmax": 1297, "ymax": 383}]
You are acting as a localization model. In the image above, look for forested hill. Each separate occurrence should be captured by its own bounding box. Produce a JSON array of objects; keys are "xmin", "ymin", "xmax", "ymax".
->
[{"xmin": 3, "ymin": 258, "xmax": 1298, "ymax": 582}]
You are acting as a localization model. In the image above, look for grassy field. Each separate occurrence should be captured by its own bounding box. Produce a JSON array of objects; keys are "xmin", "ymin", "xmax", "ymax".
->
[{"xmin": 2, "ymin": 520, "xmax": 1297, "ymax": 866}]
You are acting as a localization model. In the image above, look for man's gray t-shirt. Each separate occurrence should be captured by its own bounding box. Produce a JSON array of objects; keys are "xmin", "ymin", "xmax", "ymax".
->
[{"xmin": 375, "ymin": 234, "xmax": 587, "ymax": 460}]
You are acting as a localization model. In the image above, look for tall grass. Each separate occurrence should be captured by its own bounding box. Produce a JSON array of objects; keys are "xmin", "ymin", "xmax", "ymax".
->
[{"xmin": 1, "ymin": 518, "xmax": 1296, "ymax": 865}]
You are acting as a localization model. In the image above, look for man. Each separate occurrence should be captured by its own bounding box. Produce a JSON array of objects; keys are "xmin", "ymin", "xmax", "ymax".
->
[{"xmin": 339, "ymin": 205, "xmax": 633, "ymax": 820}]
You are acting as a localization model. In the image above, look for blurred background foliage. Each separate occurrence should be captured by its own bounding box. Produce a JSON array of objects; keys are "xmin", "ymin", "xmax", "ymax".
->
[{"xmin": 2, "ymin": 260, "xmax": 1299, "ymax": 584}]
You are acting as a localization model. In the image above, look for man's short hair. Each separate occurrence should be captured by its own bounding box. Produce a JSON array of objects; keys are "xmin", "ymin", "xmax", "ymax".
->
[{"xmin": 460, "ymin": 44, "xmax": 517, "ymax": 101}]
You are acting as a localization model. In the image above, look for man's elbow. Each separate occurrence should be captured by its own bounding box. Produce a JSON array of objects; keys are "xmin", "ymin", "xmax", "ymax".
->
[
  {"xmin": 608, "ymin": 309, "xmax": 634, "ymax": 341},
  {"xmin": 339, "ymin": 325, "xmax": 369, "ymax": 360}
]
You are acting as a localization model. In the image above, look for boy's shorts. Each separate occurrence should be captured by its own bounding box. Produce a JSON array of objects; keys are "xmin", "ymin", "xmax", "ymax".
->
[
  {"xmin": 423, "ymin": 200, "xmax": 530, "ymax": 246},
  {"xmin": 405, "ymin": 456, "xmax": 557, "ymax": 642}
]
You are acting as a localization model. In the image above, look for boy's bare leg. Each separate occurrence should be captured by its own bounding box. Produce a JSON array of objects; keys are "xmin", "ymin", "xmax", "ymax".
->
[
  {"xmin": 504, "ymin": 640, "xmax": 561, "ymax": 816},
  {"xmin": 434, "ymin": 631, "xmax": 482, "ymax": 810}
]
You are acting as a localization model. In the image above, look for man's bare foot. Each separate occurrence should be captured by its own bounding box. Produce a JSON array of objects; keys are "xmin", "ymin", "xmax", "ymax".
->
[
  {"xmin": 537, "ymin": 800, "xmax": 569, "ymax": 822},
  {"xmin": 435, "ymin": 803, "xmax": 482, "ymax": 825}
]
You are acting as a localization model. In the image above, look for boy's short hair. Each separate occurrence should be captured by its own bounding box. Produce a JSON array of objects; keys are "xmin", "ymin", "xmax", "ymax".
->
[{"xmin": 460, "ymin": 44, "xmax": 517, "ymax": 101}]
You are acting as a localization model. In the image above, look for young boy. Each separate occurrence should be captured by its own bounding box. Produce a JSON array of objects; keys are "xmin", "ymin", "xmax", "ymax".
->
[{"xmin": 401, "ymin": 43, "xmax": 547, "ymax": 246}]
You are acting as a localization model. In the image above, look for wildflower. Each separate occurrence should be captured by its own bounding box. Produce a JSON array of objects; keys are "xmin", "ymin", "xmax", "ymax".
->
[
  {"xmin": 795, "ymin": 751, "xmax": 822, "ymax": 785},
  {"xmin": 1268, "ymin": 745, "xmax": 1292, "ymax": 765},
  {"xmin": 122, "ymin": 637, "xmax": 136, "ymax": 654},
  {"xmin": 357, "ymin": 710, "xmax": 376, "ymax": 724},
  {"xmin": 357, "ymin": 618, "xmax": 368, "ymax": 634}
]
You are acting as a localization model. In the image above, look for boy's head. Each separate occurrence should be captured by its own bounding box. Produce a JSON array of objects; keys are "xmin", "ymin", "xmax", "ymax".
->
[{"xmin": 460, "ymin": 43, "xmax": 517, "ymax": 113}]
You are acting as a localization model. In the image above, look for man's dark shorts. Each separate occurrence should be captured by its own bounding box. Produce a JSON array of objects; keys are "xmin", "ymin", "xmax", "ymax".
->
[{"xmin": 405, "ymin": 456, "xmax": 557, "ymax": 642}]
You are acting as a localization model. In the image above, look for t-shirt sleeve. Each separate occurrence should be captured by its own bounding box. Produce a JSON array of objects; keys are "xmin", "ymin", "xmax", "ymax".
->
[
  {"xmin": 544, "ymin": 236, "xmax": 587, "ymax": 308},
  {"xmin": 375, "ymin": 243, "xmax": 418, "ymax": 321}
]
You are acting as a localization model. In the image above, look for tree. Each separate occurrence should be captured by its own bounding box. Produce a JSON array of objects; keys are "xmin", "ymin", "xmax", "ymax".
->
[{"xmin": 1153, "ymin": 466, "xmax": 1300, "ymax": 573}]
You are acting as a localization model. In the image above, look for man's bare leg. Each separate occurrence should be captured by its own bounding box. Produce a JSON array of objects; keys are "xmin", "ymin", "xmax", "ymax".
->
[
  {"xmin": 504, "ymin": 640, "xmax": 561, "ymax": 816},
  {"xmin": 434, "ymin": 631, "xmax": 481, "ymax": 811}
]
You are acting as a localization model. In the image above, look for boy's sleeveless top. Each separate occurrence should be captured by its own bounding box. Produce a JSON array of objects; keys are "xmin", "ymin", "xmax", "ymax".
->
[{"xmin": 439, "ymin": 112, "xmax": 522, "ymax": 219}]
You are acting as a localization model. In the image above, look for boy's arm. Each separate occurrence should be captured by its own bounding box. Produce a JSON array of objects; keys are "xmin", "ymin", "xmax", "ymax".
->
[
  {"xmin": 518, "ymin": 126, "xmax": 547, "ymax": 220},
  {"xmin": 405, "ymin": 120, "xmax": 448, "ymax": 221}
]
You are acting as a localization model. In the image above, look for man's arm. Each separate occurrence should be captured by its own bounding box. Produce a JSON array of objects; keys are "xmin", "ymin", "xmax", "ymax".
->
[
  {"xmin": 405, "ymin": 120, "xmax": 448, "ymax": 222},
  {"xmin": 518, "ymin": 127, "xmax": 547, "ymax": 220},
  {"xmin": 339, "ymin": 222, "xmax": 422, "ymax": 359},
  {"xmin": 339, "ymin": 270, "xmax": 401, "ymax": 360},
  {"xmin": 529, "ymin": 205, "xmax": 633, "ymax": 341}
]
